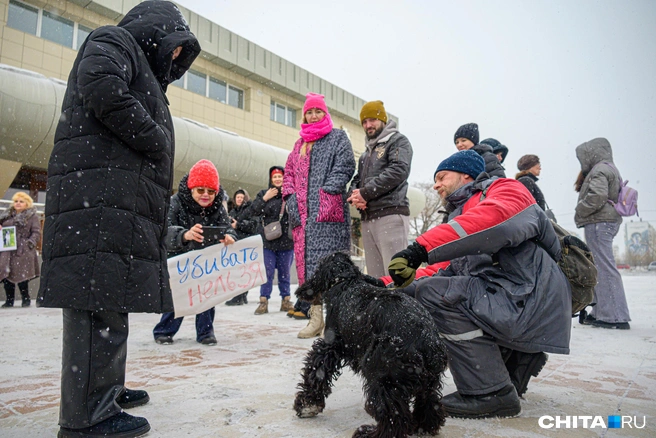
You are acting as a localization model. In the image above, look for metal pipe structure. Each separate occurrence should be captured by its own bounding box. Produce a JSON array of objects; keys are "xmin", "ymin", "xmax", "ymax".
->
[{"xmin": 0, "ymin": 64, "xmax": 425, "ymax": 217}]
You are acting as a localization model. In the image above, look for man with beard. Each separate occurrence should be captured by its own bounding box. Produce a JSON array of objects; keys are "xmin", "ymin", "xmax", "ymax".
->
[
  {"xmin": 37, "ymin": 1, "xmax": 200, "ymax": 436},
  {"xmin": 347, "ymin": 101, "xmax": 413, "ymax": 277},
  {"xmin": 388, "ymin": 150, "xmax": 570, "ymax": 419}
]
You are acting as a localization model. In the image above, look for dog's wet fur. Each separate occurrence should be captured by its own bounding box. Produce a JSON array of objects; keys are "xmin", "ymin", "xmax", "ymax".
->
[{"xmin": 293, "ymin": 252, "xmax": 448, "ymax": 438}]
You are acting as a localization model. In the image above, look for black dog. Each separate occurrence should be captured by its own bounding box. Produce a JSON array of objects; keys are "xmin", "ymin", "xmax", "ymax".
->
[{"xmin": 293, "ymin": 252, "xmax": 448, "ymax": 438}]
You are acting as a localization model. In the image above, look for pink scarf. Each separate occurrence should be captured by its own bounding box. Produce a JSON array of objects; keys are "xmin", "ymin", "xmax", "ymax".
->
[{"xmin": 299, "ymin": 113, "xmax": 333, "ymax": 142}]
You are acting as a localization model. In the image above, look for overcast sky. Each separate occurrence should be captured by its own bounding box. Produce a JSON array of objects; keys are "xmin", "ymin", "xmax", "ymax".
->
[{"xmin": 175, "ymin": 0, "xmax": 656, "ymax": 251}]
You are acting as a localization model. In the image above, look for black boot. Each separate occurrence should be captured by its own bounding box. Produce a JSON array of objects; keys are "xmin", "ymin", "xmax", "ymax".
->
[
  {"xmin": 225, "ymin": 294, "xmax": 245, "ymax": 306},
  {"xmin": 240, "ymin": 292, "xmax": 248, "ymax": 304},
  {"xmin": 116, "ymin": 389, "xmax": 150, "ymax": 409},
  {"xmin": 19, "ymin": 282, "xmax": 31, "ymax": 307},
  {"xmin": 3, "ymin": 280, "xmax": 15, "ymax": 307},
  {"xmin": 442, "ymin": 384, "xmax": 521, "ymax": 419},
  {"xmin": 505, "ymin": 351, "xmax": 548, "ymax": 397},
  {"xmin": 58, "ymin": 412, "xmax": 150, "ymax": 437}
]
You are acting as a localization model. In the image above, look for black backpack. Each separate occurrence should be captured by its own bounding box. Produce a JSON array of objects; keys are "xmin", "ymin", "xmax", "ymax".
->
[{"xmin": 536, "ymin": 220, "xmax": 597, "ymax": 316}]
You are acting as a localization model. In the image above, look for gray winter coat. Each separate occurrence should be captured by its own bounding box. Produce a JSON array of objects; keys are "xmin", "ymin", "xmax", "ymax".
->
[
  {"xmin": 574, "ymin": 138, "xmax": 622, "ymax": 228},
  {"xmin": 0, "ymin": 207, "xmax": 41, "ymax": 284},
  {"xmin": 412, "ymin": 176, "xmax": 571, "ymax": 354},
  {"xmin": 349, "ymin": 120, "xmax": 413, "ymax": 221}
]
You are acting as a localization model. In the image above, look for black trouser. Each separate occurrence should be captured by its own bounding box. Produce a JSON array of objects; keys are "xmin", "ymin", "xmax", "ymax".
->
[
  {"xmin": 3, "ymin": 279, "xmax": 30, "ymax": 304},
  {"xmin": 60, "ymin": 309, "xmax": 128, "ymax": 429}
]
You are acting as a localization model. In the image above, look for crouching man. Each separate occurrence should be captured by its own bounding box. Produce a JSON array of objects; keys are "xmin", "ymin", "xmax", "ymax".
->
[{"xmin": 388, "ymin": 150, "xmax": 571, "ymax": 419}]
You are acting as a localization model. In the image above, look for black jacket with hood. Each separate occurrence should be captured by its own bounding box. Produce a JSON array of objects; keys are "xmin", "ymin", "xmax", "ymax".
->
[
  {"xmin": 38, "ymin": 1, "xmax": 201, "ymax": 313},
  {"xmin": 472, "ymin": 143, "xmax": 506, "ymax": 178},
  {"xmin": 250, "ymin": 166, "xmax": 294, "ymax": 252}
]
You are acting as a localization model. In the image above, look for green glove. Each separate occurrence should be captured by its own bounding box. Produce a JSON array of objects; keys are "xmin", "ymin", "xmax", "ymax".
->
[
  {"xmin": 388, "ymin": 242, "xmax": 428, "ymax": 287},
  {"xmin": 388, "ymin": 257, "xmax": 417, "ymax": 288}
]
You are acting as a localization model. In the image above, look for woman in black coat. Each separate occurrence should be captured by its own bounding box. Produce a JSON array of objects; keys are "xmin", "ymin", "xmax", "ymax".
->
[
  {"xmin": 224, "ymin": 189, "xmax": 258, "ymax": 306},
  {"xmin": 249, "ymin": 166, "xmax": 294, "ymax": 315},
  {"xmin": 36, "ymin": 2, "xmax": 201, "ymax": 435},
  {"xmin": 515, "ymin": 154, "xmax": 547, "ymax": 211},
  {"xmin": 153, "ymin": 160, "xmax": 236, "ymax": 346}
]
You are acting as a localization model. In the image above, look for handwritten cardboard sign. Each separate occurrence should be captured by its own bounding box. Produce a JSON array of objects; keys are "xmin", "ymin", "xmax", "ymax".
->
[{"xmin": 168, "ymin": 235, "xmax": 266, "ymax": 318}]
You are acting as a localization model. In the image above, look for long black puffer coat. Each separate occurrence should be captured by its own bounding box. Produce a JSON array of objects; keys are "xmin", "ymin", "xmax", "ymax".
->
[
  {"xmin": 38, "ymin": 1, "xmax": 200, "ymax": 313},
  {"xmin": 167, "ymin": 175, "xmax": 237, "ymax": 258}
]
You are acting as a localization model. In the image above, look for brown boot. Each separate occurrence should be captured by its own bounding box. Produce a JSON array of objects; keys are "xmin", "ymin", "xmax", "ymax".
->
[
  {"xmin": 298, "ymin": 304, "xmax": 324, "ymax": 339},
  {"xmin": 254, "ymin": 297, "xmax": 268, "ymax": 315},
  {"xmin": 280, "ymin": 297, "xmax": 294, "ymax": 312}
]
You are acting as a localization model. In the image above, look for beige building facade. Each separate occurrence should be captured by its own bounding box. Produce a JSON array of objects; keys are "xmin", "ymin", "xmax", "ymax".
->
[{"xmin": 0, "ymin": 0, "xmax": 396, "ymax": 197}]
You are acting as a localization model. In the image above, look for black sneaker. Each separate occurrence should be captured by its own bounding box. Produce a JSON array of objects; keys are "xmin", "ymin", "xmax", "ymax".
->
[
  {"xmin": 155, "ymin": 335, "xmax": 174, "ymax": 345},
  {"xmin": 116, "ymin": 389, "xmax": 150, "ymax": 409},
  {"xmin": 200, "ymin": 335, "xmax": 217, "ymax": 345},
  {"xmin": 58, "ymin": 412, "xmax": 150, "ymax": 437},
  {"xmin": 1, "ymin": 302, "xmax": 13, "ymax": 308},
  {"xmin": 442, "ymin": 384, "xmax": 521, "ymax": 419},
  {"xmin": 507, "ymin": 351, "xmax": 548, "ymax": 397},
  {"xmin": 590, "ymin": 320, "xmax": 630, "ymax": 330}
]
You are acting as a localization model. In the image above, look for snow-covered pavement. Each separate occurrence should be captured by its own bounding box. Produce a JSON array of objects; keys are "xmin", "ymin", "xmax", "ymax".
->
[{"xmin": 1, "ymin": 273, "xmax": 655, "ymax": 437}]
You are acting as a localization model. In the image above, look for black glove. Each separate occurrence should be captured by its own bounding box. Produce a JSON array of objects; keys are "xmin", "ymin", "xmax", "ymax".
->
[
  {"xmin": 362, "ymin": 275, "xmax": 385, "ymax": 288},
  {"xmin": 388, "ymin": 242, "xmax": 428, "ymax": 288}
]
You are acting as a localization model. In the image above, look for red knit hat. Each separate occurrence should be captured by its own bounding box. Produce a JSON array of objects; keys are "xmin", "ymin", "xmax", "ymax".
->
[
  {"xmin": 302, "ymin": 93, "xmax": 329, "ymax": 115},
  {"xmin": 187, "ymin": 159, "xmax": 219, "ymax": 191}
]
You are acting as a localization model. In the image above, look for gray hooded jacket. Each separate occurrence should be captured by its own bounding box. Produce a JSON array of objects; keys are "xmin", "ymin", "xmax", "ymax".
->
[{"xmin": 574, "ymin": 138, "xmax": 622, "ymax": 228}]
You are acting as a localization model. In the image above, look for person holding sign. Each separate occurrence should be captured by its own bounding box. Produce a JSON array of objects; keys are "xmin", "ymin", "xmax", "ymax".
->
[
  {"xmin": 250, "ymin": 166, "xmax": 295, "ymax": 315},
  {"xmin": 153, "ymin": 160, "xmax": 236, "ymax": 346},
  {"xmin": 0, "ymin": 192, "xmax": 41, "ymax": 308}
]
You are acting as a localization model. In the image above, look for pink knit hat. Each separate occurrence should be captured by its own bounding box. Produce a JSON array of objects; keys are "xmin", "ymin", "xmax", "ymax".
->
[
  {"xmin": 302, "ymin": 93, "xmax": 329, "ymax": 115},
  {"xmin": 187, "ymin": 159, "xmax": 219, "ymax": 191}
]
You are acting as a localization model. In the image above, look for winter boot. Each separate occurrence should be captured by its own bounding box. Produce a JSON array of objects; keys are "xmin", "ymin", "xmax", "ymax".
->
[
  {"xmin": 442, "ymin": 384, "xmax": 521, "ymax": 419},
  {"xmin": 254, "ymin": 297, "xmax": 268, "ymax": 315},
  {"xmin": 58, "ymin": 412, "xmax": 150, "ymax": 438},
  {"xmin": 225, "ymin": 294, "xmax": 245, "ymax": 306},
  {"xmin": 20, "ymin": 290, "xmax": 31, "ymax": 307},
  {"xmin": 280, "ymin": 296, "xmax": 294, "ymax": 312},
  {"xmin": 2, "ymin": 288, "xmax": 14, "ymax": 308},
  {"xmin": 241, "ymin": 292, "xmax": 248, "ymax": 305},
  {"xmin": 297, "ymin": 304, "xmax": 324, "ymax": 339}
]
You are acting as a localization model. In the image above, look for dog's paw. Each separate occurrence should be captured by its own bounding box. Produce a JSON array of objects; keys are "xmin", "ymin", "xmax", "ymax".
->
[
  {"xmin": 297, "ymin": 404, "xmax": 322, "ymax": 418},
  {"xmin": 352, "ymin": 424, "xmax": 377, "ymax": 438}
]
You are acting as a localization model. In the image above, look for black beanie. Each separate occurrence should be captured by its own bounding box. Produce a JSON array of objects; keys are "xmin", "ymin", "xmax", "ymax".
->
[{"xmin": 454, "ymin": 123, "xmax": 479, "ymax": 145}]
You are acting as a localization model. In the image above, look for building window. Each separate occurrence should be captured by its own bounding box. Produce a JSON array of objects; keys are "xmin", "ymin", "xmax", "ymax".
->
[
  {"xmin": 270, "ymin": 101, "xmax": 296, "ymax": 128},
  {"xmin": 7, "ymin": 0, "xmax": 38, "ymax": 35},
  {"xmin": 186, "ymin": 70, "xmax": 207, "ymax": 95},
  {"xmin": 209, "ymin": 77, "xmax": 227, "ymax": 103},
  {"xmin": 76, "ymin": 24, "xmax": 92, "ymax": 50},
  {"xmin": 228, "ymin": 85, "xmax": 243, "ymax": 109},
  {"xmin": 41, "ymin": 10, "xmax": 74, "ymax": 47},
  {"xmin": 173, "ymin": 72, "xmax": 244, "ymax": 110},
  {"xmin": 7, "ymin": 0, "xmax": 94, "ymax": 51}
]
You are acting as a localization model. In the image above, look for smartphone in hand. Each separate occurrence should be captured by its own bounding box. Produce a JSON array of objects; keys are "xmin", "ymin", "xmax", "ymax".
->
[{"xmin": 202, "ymin": 225, "xmax": 228, "ymax": 242}]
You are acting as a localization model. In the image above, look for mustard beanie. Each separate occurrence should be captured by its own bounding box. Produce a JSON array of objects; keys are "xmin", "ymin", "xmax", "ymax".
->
[{"xmin": 360, "ymin": 100, "xmax": 388, "ymax": 124}]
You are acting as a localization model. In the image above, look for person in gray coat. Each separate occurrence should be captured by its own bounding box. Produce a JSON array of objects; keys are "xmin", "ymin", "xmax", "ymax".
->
[
  {"xmin": 574, "ymin": 138, "xmax": 631, "ymax": 329},
  {"xmin": 388, "ymin": 150, "xmax": 570, "ymax": 419}
]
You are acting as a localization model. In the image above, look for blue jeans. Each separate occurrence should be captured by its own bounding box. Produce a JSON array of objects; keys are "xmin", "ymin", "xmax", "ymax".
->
[
  {"xmin": 260, "ymin": 248, "xmax": 294, "ymax": 299},
  {"xmin": 153, "ymin": 307, "xmax": 215, "ymax": 343}
]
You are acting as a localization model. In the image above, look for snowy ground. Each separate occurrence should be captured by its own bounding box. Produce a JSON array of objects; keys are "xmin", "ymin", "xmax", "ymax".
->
[{"xmin": 1, "ymin": 273, "xmax": 655, "ymax": 437}]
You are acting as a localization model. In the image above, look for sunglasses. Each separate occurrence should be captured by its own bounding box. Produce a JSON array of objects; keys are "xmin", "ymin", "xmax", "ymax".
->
[{"xmin": 193, "ymin": 187, "xmax": 217, "ymax": 196}]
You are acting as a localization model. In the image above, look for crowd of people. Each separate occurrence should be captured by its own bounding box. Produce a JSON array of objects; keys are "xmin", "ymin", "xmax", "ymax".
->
[{"xmin": 0, "ymin": 1, "xmax": 633, "ymax": 436}]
